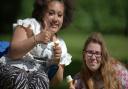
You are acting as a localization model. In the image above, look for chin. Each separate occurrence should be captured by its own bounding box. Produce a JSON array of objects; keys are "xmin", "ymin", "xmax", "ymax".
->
[
  {"xmin": 51, "ymin": 28, "xmax": 59, "ymax": 33},
  {"xmin": 89, "ymin": 66, "xmax": 99, "ymax": 72}
]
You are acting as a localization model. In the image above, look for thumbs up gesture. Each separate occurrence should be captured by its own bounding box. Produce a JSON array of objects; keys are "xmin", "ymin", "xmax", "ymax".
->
[{"xmin": 36, "ymin": 21, "xmax": 54, "ymax": 44}]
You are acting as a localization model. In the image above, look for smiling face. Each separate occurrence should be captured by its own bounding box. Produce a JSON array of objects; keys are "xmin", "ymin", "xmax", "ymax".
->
[
  {"xmin": 43, "ymin": 1, "xmax": 64, "ymax": 33},
  {"xmin": 83, "ymin": 42, "xmax": 102, "ymax": 72}
]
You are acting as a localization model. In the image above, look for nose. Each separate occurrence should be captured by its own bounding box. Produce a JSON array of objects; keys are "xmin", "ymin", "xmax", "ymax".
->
[
  {"xmin": 53, "ymin": 15, "xmax": 58, "ymax": 22},
  {"xmin": 91, "ymin": 54, "xmax": 96, "ymax": 60}
]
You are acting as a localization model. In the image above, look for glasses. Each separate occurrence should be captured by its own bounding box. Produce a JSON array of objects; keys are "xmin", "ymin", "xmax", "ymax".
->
[{"xmin": 84, "ymin": 50, "xmax": 102, "ymax": 58}]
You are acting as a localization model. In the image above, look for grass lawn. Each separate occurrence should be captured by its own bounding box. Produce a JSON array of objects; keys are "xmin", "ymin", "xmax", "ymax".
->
[
  {"xmin": 0, "ymin": 29, "xmax": 128, "ymax": 89},
  {"xmin": 51, "ymin": 28, "xmax": 128, "ymax": 89}
]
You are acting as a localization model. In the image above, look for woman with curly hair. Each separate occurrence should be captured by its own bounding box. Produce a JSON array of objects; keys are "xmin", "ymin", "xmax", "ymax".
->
[
  {"xmin": 68, "ymin": 32, "xmax": 128, "ymax": 89},
  {"xmin": 0, "ymin": 0, "xmax": 74, "ymax": 89}
]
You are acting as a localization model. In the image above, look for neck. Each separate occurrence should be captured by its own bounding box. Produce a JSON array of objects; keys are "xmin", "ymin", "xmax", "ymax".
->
[{"xmin": 92, "ymin": 71, "xmax": 102, "ymax": 81}]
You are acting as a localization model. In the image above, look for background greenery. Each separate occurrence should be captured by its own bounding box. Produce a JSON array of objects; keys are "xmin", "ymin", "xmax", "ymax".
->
[{"xmin": 0, "ymin": 0, "xmax": 128, "ymax": 89}]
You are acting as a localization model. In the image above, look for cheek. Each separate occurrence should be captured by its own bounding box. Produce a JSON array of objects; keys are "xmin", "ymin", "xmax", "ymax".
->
[
  {"xmin": 43, "ymin": 14, "xmax": 51, "ymax": 21},
  {"xmin": 97, "ymin": 58, "xmax": 102, "ymax": 64},
  {"xmin": 59, "ymin": 18, "xmax": 63, "ymax": 24}
]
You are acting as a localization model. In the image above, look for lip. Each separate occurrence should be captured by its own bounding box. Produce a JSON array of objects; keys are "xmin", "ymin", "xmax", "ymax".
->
[
  {"xmin": 52, "ymin": 25, "xmax": 58, "ymax": 28},
  {"xmin": 89, "ymin": 61, "xmax": 97, "ymax": 65}
]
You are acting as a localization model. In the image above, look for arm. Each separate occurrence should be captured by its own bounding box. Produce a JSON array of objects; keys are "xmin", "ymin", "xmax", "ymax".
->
[
  {"xmin": 50, "ymin": 64, "xmax": 64, "ymax": 86},
  {"xmin": 50, "ymin": 39, "xmax": 72, "ymax": 86},
  {"xmin": 66, "ymin": 75, "xmax": 76, "ymax": 89},
  {"xmin": 8, "ymin": 26, "xmax": 36, "ymax": 59},
  {"xmin": 50, "ymin": 42, "xmax": 64, "ymax": 86},
  {"xmin": 8, "ymin": 25, "xmax": 52, "ymax": 59}
]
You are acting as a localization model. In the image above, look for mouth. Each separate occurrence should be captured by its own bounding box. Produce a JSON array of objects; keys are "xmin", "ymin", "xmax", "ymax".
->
[
  {"xmin": 50, "ymin": 23, "xmax": 59, "ymax": 28},
  {"xmin": 90, "ymin": 61, "xmax": 97, "ymax": 65},
  {"xmin": 51, "ymin": 25, "xmax": 58, "ymax": 28}
]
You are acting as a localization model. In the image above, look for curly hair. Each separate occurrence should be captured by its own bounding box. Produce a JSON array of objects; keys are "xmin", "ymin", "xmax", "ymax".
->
[{"xmin": 32, "ymin": 0, "xmax": 74, "ymax": 29}]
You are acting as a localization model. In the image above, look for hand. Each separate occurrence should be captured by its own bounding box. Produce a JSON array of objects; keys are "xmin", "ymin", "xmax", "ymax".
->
[
  {"xmin": 36, "ymin": 21, "xmax": 54, "ymax": 44},
  {"xmin": 68, "ymin": 80, "xmax": 77, "ymax": 89},
  {"xmin": 39, "ymin": 30, "xmax": 53, "ymax": 44},
  {"xmin": 53, "ymin": 43, "xmax": 62, "ymax": 64}
]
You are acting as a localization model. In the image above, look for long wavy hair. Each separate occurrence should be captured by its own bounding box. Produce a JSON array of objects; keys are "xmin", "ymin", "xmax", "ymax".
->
[
  {"xmin": 80, "ymin": 32, "xmax": 122, "ymax": 89},
  {"xmin": 32, "ymin": 0, "xmax": 74, "ymax": 29}
]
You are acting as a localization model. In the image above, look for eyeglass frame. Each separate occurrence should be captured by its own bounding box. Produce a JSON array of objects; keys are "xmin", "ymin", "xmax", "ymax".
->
[{"xmin": 83, "ymin": 50, "xmax": 102, "ymax": 59}]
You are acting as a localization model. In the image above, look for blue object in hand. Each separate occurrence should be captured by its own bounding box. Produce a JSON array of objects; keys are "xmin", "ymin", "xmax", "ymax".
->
[{"xmin": 0, "ymin": 41, "xmax": 10, "ymax": 58}]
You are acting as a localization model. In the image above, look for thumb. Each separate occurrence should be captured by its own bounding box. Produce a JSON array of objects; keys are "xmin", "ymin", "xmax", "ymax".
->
[
  {"xmin": 43, "ymin": 20, "xmax": 49, "ymax": 31},
  {"xmin": 69, "ymin": 80, "xmax": 76, "ymax": 89},
  {"xmin": 73, "ymin": 80, "xmax": 77, "ymax": 86}
]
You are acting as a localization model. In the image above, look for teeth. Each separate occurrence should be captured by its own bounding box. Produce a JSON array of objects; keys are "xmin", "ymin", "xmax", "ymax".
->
[{"xmin": 52, "ymin": 25, "xmax": 57, "ymax": 28}]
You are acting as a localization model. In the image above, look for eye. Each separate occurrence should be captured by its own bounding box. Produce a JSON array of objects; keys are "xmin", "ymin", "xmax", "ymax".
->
[
  {"xmin": 48, "ymin": 11, "xmax": 54, "ymax": 16},
  {"xmin": 86, "ymin": 50, "xmax": 93, "ymax": 54},
  {"xmin": 58, "ymin": 12, "xmax": 63, "ymax": 18},
  {"xmin": 58, "ymin": 14, "xmax": 63, "ymax": 17},
  {"xmin": 95, "ymin": 51, "xmax": 101, "ymax": 56}
]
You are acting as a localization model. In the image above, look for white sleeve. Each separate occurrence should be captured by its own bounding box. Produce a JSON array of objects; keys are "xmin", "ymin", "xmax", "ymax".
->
[
  {"xmin": 13, "ymin": 18, "xmax": 41, "ymax": 35},
  {"xmin": 59, "ymin": 39, "xmax": 72, "ymax": 66}
]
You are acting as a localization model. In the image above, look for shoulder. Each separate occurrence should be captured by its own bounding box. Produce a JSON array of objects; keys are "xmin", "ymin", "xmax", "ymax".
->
[
  {"xmin": 13, "ymin": 18, "xmax": 41, "ymax": 34},
  {"xmin": 112, "ymin": 62, "xmax": 128, "ymax": 87}
]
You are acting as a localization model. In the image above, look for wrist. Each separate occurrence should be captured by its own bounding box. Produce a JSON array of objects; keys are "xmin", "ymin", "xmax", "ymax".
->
[
  {"xmin": 33, "ymin": 35, "xmax": 41, "ymax": 44},
  {"xmin": 53, "ymin": 58, "xmax": 60, "ymax": 65},
  {"xmin": 33, "ymin": 35, "xmax": 38, "ymax": 45}
]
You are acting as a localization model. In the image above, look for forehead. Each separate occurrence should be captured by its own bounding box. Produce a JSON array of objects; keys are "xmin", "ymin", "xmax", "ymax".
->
[
  {"xmin": 86, "ymin": 42, "xmax": 101, "ymax": 51},
  {"xmin": 47, "ymin": 1, "xmax": 64, "ymax": 11}
]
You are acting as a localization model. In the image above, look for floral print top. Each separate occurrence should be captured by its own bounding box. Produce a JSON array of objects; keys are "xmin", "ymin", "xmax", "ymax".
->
[{"xmin": 73, "ymin": 63, "xmax": 128, "ymax": 89}]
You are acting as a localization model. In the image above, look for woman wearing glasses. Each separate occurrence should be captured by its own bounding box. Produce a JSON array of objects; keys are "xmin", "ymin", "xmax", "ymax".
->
[{"xmin": 68, "ymin": 32, "xmax": 128, "ymax": 89}]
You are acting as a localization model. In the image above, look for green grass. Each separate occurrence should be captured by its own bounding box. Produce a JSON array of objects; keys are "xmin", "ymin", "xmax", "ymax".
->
[
  {"xmin": 51, "ymin": 28, "xmax": 128, "ymax": 89},
  {"xmin": 0, "ymin": 29, "xmax": 128, "ymax": 89},
  {"xmin": 0, "ymin": 34, "xmax": 12, "ymax": 41}
]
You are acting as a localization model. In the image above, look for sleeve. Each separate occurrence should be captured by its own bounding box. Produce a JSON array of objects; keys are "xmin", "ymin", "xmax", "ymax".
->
[
  {"xmin": 59, "ymin": 39, "xmax": 72, "ymax": 66},
  {"xmin": 115, "ymin": 64, "xmax": 128, "ymax": 88},
  {"xmin": 13, "ymin": 18, "xmax": 41, "ymax": 35}
]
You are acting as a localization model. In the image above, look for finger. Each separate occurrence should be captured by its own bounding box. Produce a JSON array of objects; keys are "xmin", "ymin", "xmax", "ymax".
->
[
  {"xmin": 54, "ymin": 48, "xmax": 61, "ymax": 53},
  {"xmin": 69, "ymin": 81, "xmax": 75, "ymax": 89},
  {"xmin": 54, "ymin": 58, "xmax": 60, "ymax": 62},
  {"xmin": 54, "ymin": 50, "xmax": 62, "ymax": 54},
  {"xmin": 54, "ymin": 53, "xmax": 61, "ymax": 57},
  {"xmin": 54, "ymin": 46, "xmax": 61, "ymax": 49},
  {"xmin": 54, "ymin": 48, "xmax": 62, "ymax": 54},
  {"xmin": 42, "ymin": 36, "xmax": 50, "ymax": 44},
  {"xmin": 44, "ymin": 31, "xmax": 51, "ymax": 37},
  {"xmin": 49, "ymin": 31, "xmax": 54, "ymax": 40},
  {"xmin": 53, "ymin": 44, "xmax": 60, "ymax": 49},
  {"xmin": 55, "ymin": 42, "xmax": 59, "ymax": 46},
  {"xmin": 69, "ymin": 87, "xmax": 75, "ymax": 89},
  {"xmin": 43, "ymin": 20, "xmax": 49, "ymax": 31},
  {"xmin": 73, "ymin": 80, "xmax": 77, "ymax": 86}
]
